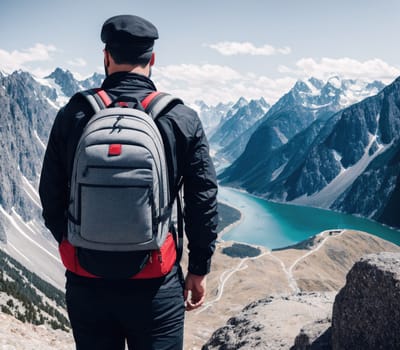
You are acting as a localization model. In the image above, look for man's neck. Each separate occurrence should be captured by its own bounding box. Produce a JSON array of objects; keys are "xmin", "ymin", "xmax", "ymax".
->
[{"xmin": 109, "ymin": 64, "xmax": 149, "ymax": 77}]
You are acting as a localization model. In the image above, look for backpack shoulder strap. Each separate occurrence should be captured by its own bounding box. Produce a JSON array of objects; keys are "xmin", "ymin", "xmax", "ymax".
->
[
  {"xmin": 142, "ymin": 91, "xmax": 183, "ymax": 120},
  {"xmin": 79, "ymin": 88, "xmax": 112, "ymax": 113},
  {"xmin": 80, "ymin": 89, "xmax": 182, "ymax": 117},
  {"xmin": 142, "ymin": 91, "xmax": 185, "ymax": 263}
]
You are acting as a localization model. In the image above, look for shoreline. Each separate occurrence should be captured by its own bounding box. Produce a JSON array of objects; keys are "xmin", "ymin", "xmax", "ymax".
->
[
  {"xmin": 221, "ymin": 185, "xmax": 400, "ymax": 234},
  {"xmin": 216, "ymin": 199, "xmax": 244, "ymax": 240},
  {"xmin": 218, "ymin": 186, "xmax": 400, "ymax": 248},
  {"xmin": 216, "ymin": 200, "xmax": 269, "ymax": 251}
]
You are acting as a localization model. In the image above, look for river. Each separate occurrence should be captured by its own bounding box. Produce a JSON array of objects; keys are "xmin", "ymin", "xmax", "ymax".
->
[{"xmin": 218, "ymin": 186, "xmax": 400, "ymax": 249}]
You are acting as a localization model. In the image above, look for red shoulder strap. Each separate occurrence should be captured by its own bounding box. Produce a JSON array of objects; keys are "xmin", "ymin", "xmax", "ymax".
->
[
  {"xmin": 92, "ymin": 89, "xmax": 161, "ymax": 109},
  {"xmin": 141, "ymin": 91, "xmax": 162, "ymax": 109},
  {"xmin": 87, "ymin": 89, "xmax": 181, "ymax": 118},
  {"xmin": 94, "ymin": 88, "xmax": 113, "ymax": 107}
]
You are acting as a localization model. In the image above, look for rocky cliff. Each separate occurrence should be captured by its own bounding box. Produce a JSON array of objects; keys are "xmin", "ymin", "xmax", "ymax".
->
[{"xmin": 332, "ymin": 252, "xmax": 400, "ymax": 350}]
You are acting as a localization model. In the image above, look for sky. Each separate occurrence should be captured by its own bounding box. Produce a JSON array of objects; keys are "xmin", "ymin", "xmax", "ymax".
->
[{"xmin": 1, "ymin": 0, "xmax": 400, "ymax": 105}]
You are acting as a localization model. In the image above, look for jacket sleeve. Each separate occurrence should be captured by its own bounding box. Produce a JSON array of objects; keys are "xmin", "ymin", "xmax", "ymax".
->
[
  {"xmin": 39, "ymin": 108, "xmax": 69, "ymax": 243},
  {"xmin": 183, "ymin": 112, "xmax": 219, "ymax": 276}
]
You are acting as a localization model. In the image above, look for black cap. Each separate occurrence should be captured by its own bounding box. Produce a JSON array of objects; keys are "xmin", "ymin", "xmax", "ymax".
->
[
  {"xmin": 101, "ymin": 15, "xmax": 158, "ymax": 45},
  {"xmin": 101, "ymin": 15, "xmax": 158, "ymax": 63}
]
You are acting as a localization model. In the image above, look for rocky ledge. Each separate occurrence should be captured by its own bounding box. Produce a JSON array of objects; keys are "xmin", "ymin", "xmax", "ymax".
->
[
  {"xmin": 203, "ymin": 252, "xmax": 400, "ymax": 349},
  {"xmin": 331, "ymin": 252, "xmax": 400, "ymax": 350}
]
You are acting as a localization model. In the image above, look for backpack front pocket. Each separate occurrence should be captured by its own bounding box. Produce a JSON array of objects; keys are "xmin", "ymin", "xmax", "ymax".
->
[{"xmin": 78, "ymin": 167, "xmax": 155, "ymax": 248}]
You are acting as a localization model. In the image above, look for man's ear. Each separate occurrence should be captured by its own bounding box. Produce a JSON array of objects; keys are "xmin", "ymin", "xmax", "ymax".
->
[
  {"xmin": 104, "ymin": 49, "xmax": 111, "ymax": 67},
  {"xmin": 150, "ymin": 52, "xmax": 155, "ymax": 66}
]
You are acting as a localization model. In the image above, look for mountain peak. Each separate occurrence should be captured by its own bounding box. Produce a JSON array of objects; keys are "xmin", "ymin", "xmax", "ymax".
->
[
  {"xmin": 45, "ymin": 67, "xmax": 74, "ymax": 79},
  {"xmin": 293, "ymin": 80, "xmax": 312, "ymax": 93},
  {"xmin": 285, "ymin": 76, "xmax": 386, "ymax": 110},
  {"xmin": 247, "ymin": 98, "xmax": 270, "ymax": 113},
  {"xmin": 327, "ymin": 76, "xmax": 342, "ymax": 89},
  {"xmin": 233, "ymin": 97, "xmax": 248, "ymax": 109},
  {"xmin": 0, "ymin": 69, "xmax": 9, "ymax": 77},
  {"xmin": 308, "ymin": 77, "xmax": 324, "ymax": 90},
  {"xmin": 258, "ymin": 96, "xmax": 270, "ymax": 108},
  {"xmin": 293, "ymin": 78, "xmax": 325, "ymax": 96},
  {"xmin": 45, "ymin": 67, "xmax": 81, "ymax": 97},
  {"xmin": 81, "ymin": 72, "xmax": 105, "ymax": 89}
]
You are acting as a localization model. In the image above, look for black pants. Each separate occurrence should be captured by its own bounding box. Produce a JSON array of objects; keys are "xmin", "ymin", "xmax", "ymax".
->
[{"xmin": 66, "ymin": 267, "xmax": 185, "ymax": 350}]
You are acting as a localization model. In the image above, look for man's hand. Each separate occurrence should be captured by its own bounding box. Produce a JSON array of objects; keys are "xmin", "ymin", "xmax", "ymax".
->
[{"xmin": 184, "ymin": 273, "xmax": 207, "ymax": 311}]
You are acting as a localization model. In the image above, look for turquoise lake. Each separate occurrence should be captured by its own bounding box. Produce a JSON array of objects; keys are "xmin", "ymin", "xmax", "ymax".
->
[{"xmin": 218, "ymin": 186, "xmax": 400, "ymax": 249}]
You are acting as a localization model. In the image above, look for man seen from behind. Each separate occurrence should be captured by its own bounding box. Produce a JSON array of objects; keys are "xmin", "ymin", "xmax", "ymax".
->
[{"xmin": 39, "ymin": 14, "xmax": 218, "ymax": 350}]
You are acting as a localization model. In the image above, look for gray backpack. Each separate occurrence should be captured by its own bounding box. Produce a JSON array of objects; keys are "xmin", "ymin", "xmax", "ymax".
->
[{"xmin": 67, "ymin": 90, "xmax": 182, "ymax": 252}]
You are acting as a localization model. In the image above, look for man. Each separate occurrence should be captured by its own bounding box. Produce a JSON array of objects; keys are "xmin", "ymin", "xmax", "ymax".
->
[{"xmin": 39, "ymin": 14, "xmax": 218, "ymax": 350}]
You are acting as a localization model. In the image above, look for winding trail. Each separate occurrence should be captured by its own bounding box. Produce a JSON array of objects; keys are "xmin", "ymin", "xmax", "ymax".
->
[
  {"xmin": 195, "ymin": 252, "xmax": 267, "ymax": 315},
  {"xmin": 285, "ymin": 229, "xmax": 344, "ymax": 292},
  {"xmin": 285, "ymin": 230, "xmax": 344, "ymax": 294},
  {"xmin": 196, "ymin": 229, "xmax": 345, "ymax": 314}
]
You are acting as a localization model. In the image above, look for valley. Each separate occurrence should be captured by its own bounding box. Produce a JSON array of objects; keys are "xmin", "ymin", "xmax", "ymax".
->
[{"xmin": 1, "ymin": 67, "xmax": 400, "ymax": 349}]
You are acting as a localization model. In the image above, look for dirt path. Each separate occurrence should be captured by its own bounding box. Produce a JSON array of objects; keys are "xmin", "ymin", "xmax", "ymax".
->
[
  {"xmin": 283, "ymin": 229, "xmax": 345, "ymax": 293},
  {"xmin": 197, "ymin": 230, "xmax": 345, "ymax": 314},
  {"xmin": 195, "ymin": 252, "xmax": 268, "ymax": 315}
]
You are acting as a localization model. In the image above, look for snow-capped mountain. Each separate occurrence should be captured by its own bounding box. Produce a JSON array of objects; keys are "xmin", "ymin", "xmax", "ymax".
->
[
  {"xmin": 210, "ymin": 97, "xmax": 270, "ymax": 164},
  {"xmin": 33, "ymin": 68, "xmax": 105, "ymax": 109},
  {"xmin": 0, "ymin": 68, "xmax": 103, "ymax": 290},
  {"xmin": 216, "ymin": 77, "xmax": 384, "ymax": 172},
  {"xmin": 191, "ymin": 99, "xmax": 233, "ymax": 136},
  {"xmin": 81, "ymin": 72, "xmax": 105, "ymax": 90},
  {"xmin": 45, "ymin": 68, "xmax": 81, "ymax": 98},
  {"xmin": 220, "ymin": 76, "xmax": 400, "ymax": 229},
  {"xmin": 293, "ymin": 76, "xmax": 384, "ymax": 110},
  {"xmin": 219, "ymin": 77, "xmax": 385, "ymax": 178}
]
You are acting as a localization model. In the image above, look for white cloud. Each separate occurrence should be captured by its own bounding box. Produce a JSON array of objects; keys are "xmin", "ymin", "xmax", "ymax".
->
[
  {"xmin": 152, "ymin": 56, "xmax": 400, "ymax": 106},
  {"xmin": 2, "ymin": 44, "xmax": 398, "ymax": 109},
  {"xmin": 155, "ymin": 64, "xmax": 241, "ymax": 82},
  {"xmin": 153, "ymin": 64, "xmax": 295, "ymax": 106},
  {"xmin": 0, "ymin": 43, "xmax": 57, "ymax": 73},
  {"xmin": 279, "ymin": 57, "xmax": 400, "ymax": 83},
  {"xmin": 67, "ymin": 58, "xmax": 87, "ymax": 67},
  {"xmin": 207, "ymin": 41, "xmax": 291, "ymax": 56}
]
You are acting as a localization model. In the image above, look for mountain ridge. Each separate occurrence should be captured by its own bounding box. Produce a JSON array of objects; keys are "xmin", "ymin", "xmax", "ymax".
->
[
  {"xmin": 0, "ymin": 68, "xmax": 103, "ymax": 289},
  {"xmin": 220, "ymin": 76, "xmax": 400, "ymax": 229}
]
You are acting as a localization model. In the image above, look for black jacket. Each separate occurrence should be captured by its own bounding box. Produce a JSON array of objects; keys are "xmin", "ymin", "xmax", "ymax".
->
[{"xmin": 39, "ymin": 72, "xmax": 218, "ymax": 276}]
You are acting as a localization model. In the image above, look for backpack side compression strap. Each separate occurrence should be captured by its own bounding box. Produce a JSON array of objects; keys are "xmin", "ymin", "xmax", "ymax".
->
[
  {"xmin": 175, "ymin": 178, "xmax": 184, "ymax": 263},
  {"xmin": 142, "ymin": 92, "xmax": 185, "ymax": 264}
]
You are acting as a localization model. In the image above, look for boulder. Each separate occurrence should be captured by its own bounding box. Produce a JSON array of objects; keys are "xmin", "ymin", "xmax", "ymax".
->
[{"xmin": 332, "ymin": 252, "xmax": 400, "ymax": 350}]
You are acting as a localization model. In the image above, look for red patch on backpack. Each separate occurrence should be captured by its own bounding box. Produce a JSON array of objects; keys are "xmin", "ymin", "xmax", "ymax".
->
[{"xmin": 108, "ymin": 144, "xmax": 122, "ymax": 156}]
